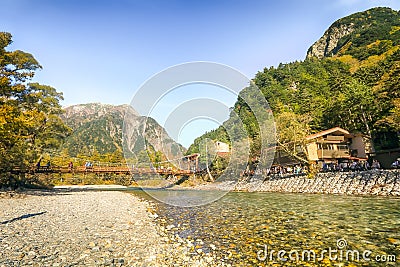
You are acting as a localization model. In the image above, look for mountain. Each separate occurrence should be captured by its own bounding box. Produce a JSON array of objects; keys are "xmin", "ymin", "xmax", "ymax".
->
[
  {"xmin": 305, "ymin": 7, "xmax": 400, "ymax": 150},
  {"xmin": 188, "ymin": 7, "xmax": 400, "ymax": 163},
  {"xmin": 307, "ymin": 7, "xmax": 400, "ymax": 60},
  {"xmin": 60, "ymin": 103, "xmax": 185, "ymax": 163}
]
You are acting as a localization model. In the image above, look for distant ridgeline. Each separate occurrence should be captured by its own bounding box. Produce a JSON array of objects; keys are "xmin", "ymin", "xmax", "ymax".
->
[
  {"xmin": 187, "ymin": 7, "xmax": 400, "ymax": 167},
  {"xmin": 59, "ymin": 103, "xmax": 184, "ymax": 166}
]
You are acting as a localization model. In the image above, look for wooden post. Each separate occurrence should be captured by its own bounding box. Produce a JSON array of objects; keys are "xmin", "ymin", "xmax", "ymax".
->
[{"xmin": 195, "ymin": 155, "xmax": 199, "ymax": 172}]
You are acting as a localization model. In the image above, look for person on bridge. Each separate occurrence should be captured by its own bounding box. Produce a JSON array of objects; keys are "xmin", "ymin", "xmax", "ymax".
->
[
  {"xmin": 85, "ymin": 161, "xmax": 93, "ymax": 170},
  {"xmin": 36, "ymin": 159, "xmax": 42, "ymax": 170}
]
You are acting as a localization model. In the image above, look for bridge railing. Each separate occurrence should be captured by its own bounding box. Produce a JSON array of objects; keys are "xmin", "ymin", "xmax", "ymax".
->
[{"xmin": 15, "ymin": 164, "xmax": 196, "ymax": 176}]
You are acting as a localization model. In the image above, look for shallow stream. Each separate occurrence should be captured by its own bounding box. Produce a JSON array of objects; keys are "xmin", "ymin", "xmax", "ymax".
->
[{"xmin": 128, "ymin": 189, "xmax": 399, "ymax": 266}]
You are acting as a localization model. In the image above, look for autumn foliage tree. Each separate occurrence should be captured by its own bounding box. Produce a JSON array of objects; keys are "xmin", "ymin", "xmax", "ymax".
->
[{"xmin": 0, "ymin": 32, "xmax": 70, "ymax": 188}]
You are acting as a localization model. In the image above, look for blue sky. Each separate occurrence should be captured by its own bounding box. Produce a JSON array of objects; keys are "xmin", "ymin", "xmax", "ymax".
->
[{"xmin": 2, "ymin": 0, "xmax": 400, "ymax": 147}]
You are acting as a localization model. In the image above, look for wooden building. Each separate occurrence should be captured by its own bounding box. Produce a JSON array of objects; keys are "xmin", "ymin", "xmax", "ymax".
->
[
  {"xmin": 215, "ymin": 141, "xmax": 230, "ymax": 157},
  {"xmin": 274, "ymin": 127, "xmax": 374, "ymax": 166},
  {"xmin": 305, "ymin": 127, "xmax": 373, "ymax": 163}
]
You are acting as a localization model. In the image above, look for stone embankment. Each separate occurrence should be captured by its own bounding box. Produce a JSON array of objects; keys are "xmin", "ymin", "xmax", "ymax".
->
[
  {"xmin": 233, "ymin": 169, "xmax": 400, "ymax": 196},
  {"xmin": 0, "ymin": 190, "xmax": 219, "ymax": 266}
]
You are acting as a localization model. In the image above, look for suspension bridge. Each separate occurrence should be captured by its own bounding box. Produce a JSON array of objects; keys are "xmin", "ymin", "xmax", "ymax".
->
[{"xmin": 22, "ymin": 153, "xmax": 201, "ymax": 177}]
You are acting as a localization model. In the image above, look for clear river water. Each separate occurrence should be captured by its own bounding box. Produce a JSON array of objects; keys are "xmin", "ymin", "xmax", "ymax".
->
[{"xmin": 127, "ymin": 189, "xmax": 399, "ymax": 266}]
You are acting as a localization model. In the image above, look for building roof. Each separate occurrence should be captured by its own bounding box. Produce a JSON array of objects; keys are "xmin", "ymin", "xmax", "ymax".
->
[
  {"xmin": 306, "ymin": 127, "xmax": 353, "ymax": 140},
  {"xmin": 183, "ymin": 153, "xmax": 200, "ymax": 160}
]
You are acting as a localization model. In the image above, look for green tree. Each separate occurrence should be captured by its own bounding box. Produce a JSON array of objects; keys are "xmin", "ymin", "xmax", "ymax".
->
[
  {"xmin": 385, "ymin": 99, "xmax": 400, "ymax": 130},
  {"xmin": 323, "ymin": 78, "xmax": 377, "ymax": 137},
  {"xmin": 275, "ymin": 111, "xmax": 312, "ymax": 165},
  {"xmin": 0, "ymin": 32, "xmax": 70, "ymax": 187},
  {"xmin": 382, "ymin": 62, "xmax": 400, "ymax": 130},
  {"xmin": 110, "ymin": 150, "xmax": 124, "ymax": 163}
]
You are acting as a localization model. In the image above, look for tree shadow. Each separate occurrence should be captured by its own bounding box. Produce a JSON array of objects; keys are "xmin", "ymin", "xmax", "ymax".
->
[{"xmin": 1, "ymin": 211, "xmax": 47, "ymax": 225}]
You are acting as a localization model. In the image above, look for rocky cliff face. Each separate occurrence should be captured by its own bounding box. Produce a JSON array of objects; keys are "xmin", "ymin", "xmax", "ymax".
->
[
  {"xmin": 307, "ymin": 23, "xmax": 355, "ymax": 59},
  {"xmin": 61, "ymin": 103, "xmax": 184, "ymax": 160},
  {"xmin": 307, "ymin": 7, "xmax": 400, "ymax": 59}
]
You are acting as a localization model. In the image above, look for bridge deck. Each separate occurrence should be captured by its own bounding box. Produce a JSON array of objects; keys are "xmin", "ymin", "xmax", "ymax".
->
[{"xmin": 23, "ymin": 166, "xmax": 194, "ymax": 175}]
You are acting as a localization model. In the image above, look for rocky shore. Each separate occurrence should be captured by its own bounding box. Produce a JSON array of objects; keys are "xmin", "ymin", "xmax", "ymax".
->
[
  {"xmin": 205, "ymin": 169, "xmax": 400, "ymax": 196},
  {"xmin": 0, "ymin": 190, "xmax": 218, "ymax": 266},
  {"xmin": 2, "ymin": 170, "xmax": 397, "ymax": 266}
]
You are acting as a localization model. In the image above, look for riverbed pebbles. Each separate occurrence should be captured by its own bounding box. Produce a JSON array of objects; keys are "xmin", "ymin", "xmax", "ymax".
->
[{"xmin": 0, "ymin": 190, "xmax": 219, "ymax": 266}]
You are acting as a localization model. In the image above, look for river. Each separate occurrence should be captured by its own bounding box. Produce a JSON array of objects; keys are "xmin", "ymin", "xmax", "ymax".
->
[{"xmin": 128, "ymin": 189, "xmax": 399, "ymax": 266}]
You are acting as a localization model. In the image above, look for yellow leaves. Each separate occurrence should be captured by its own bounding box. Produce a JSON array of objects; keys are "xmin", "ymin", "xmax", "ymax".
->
[
  {"xmin": 334, "ymin": 55, "xmax": 359, "ymax": 73},
  {"xmin": 362, "ymin": 54, "xmax": 385, "ymax": 67},
  {"xmin": 372, "ymin": 72, "xmax": 391, "ymax": 92},
  {"xmin": 336, "ymin": 41, "xmax": 352, "ymax": 56},
  {"xmin": 360, "ymin": 45, "xmax": 399, "ymax": 69},
  {"xmin": 334, "ymin": 42, "xmax": 400, "ymax": 73},
  {"xmin": 390, "ymin": 26, "xmax": 400, "ymax": 35},
  {"xmin": 366, "ymin": 40, "xmax": 382, "ymax": 49},
  {"xmin": 0, "ymin": 76, "xmax": 10, "ymax": 87},
  {"xmin": 0, "ymin": 104, "xmax": 16, "ymax": 124}
]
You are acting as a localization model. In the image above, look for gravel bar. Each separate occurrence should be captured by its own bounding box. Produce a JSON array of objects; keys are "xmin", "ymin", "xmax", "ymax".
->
[{"xmin": 0, "ymin": 190, "xmax": 217, "ymax": 266}]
